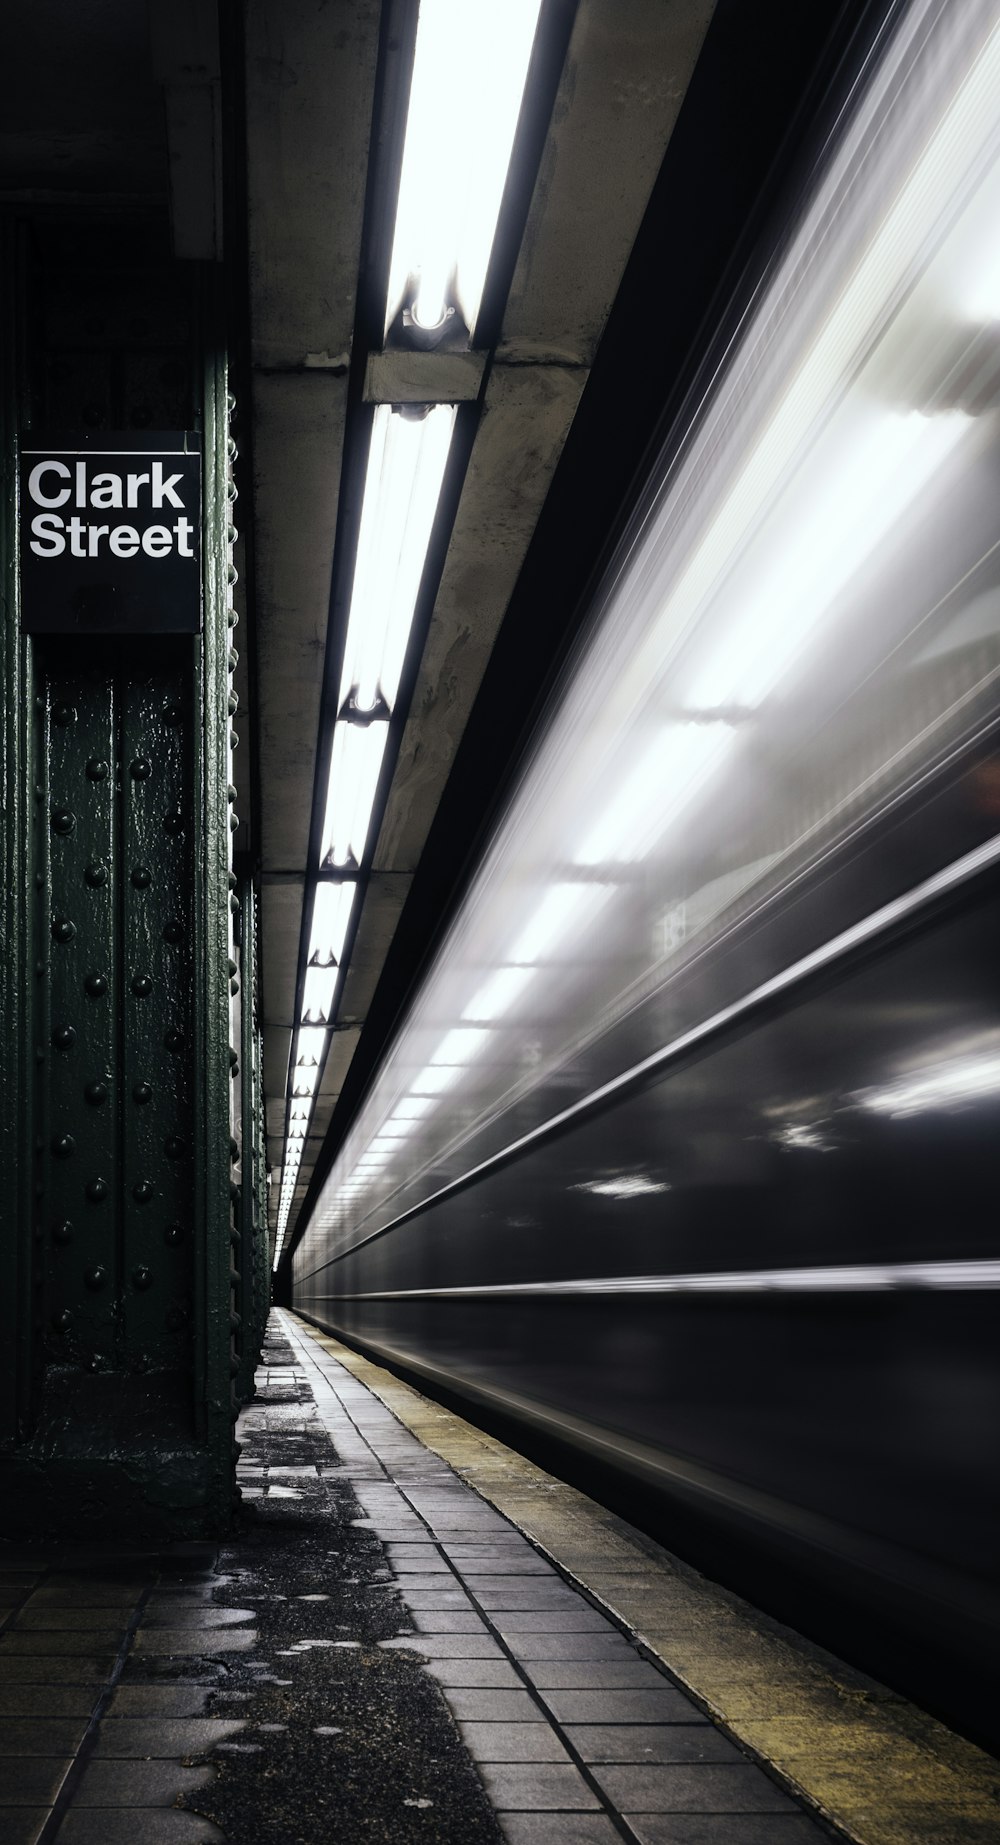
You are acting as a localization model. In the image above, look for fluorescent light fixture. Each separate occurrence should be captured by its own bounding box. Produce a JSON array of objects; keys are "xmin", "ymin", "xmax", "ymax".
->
[
  {"xmin": 430, "ymin": 1026, "xmax": 491, "ymax": 1066},
  {"xmin": 687, "ymin": 412, "xmax": 969, "ymax": 713},
  {"xmin": 292, "ymin": 1070, "xmax": 319, "ymax": 1098},
  {"xmin": 302, "ymin": 964, "xmax": 338, "ymax": 1024},
  {"xmin": 462, "ymin": 965, "xmax": 535, "ymax": 1021},
  {"xmin": 575, "ymin": 724, "xmax": 733, "ymax": 867},
  {"xmin": 289, "ymin": 1104, "xmax": 311, "ymax": 1122},
  {"xmin": 294, "ymin": 1026, "xmax": 327, "ymax": 1067},
  {"xmin": 309, "ymin": 881, "xmax": 356, "ymax": 964},
  {"xmin": 340, "ymin": 405, "xmax": 457, "ymax": 714},
  {"xmin": 386, "ymin": 0, "xmax": 543, "ymax": 336},
  {"xmin": 320, "ymin": 720, "xmax": 390, "ymax": 869},
  {"xmin": 393, "ymin": 1096, "xmax": 435, "ymax": 1120}
]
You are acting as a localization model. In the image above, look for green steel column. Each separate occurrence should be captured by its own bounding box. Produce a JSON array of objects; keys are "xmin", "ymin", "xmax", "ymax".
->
[
  {"xmin": 0, "ymin": 223, "xmax": 30, "ymax": 1449},
  {"xmin": 236, "ymin": 870, "xmax": 267, "ymax": 1403},
  {"xmin": 1, "ymin": 251, "xmax": 243, "ymax": 1536},
  {"xmin": 193, "ymin": 278, "xmax": 239, "ymax": 1517}
]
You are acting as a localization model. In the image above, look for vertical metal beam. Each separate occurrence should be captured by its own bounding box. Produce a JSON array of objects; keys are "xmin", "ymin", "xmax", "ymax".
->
[
  {"xmin": 193, "ymin": 268, "xmax": 236, "ymax": 1511},
  {"xmin": 0, "ymin": 223, "xmax": 31, "ymax": 1444}
]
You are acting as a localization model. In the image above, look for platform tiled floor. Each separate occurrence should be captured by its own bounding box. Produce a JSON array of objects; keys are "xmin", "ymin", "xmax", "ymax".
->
[
  {"xmin": 0, "ymin": 1314, "xmax": 835, "ymax": 1844},
  {"xmin": 279, "ymin": 1313, "xmax": 832, "ymax": 1845}
]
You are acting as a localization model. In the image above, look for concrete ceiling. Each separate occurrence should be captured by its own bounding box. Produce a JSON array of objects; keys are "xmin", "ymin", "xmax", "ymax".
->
[{"xmin": 244, "ymin": 0, "xmax": 717, "ymax": 1251}]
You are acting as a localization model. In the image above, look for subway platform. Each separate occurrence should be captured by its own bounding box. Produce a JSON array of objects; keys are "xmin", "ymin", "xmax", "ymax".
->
[{"xmin": 0, "ymin": 1312, "xmax": 997, "ymax": 1845}]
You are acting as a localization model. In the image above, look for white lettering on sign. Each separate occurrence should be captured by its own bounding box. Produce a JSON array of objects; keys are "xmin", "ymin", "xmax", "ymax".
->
[{"xmin": 26, "ymin": 455, "xmax": 197, "ymax": 560}]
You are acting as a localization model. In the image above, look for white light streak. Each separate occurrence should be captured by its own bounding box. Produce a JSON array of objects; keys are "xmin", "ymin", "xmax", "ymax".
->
[
  {"xmin": 575, "ymin": 724, "xmax": 733, "ymax": 867},
  {"xmin": 861, "ymin": 1050, "xmax": 1000, "ymax": 1117},
  {"xmin": 508, "ymin": 882, "xmax": 613, "ymax": 963},
  {"xmin": 572, "ymin": 1175, "xmax": 672, "ymax": 1199},
  {"xmin": 687, "ymin": 412, "xmax": 970, "ymax": 712},
  {"xmin": 430, "ymin": 1026, "xmax": 491, "ymax": 1066},
  {"xmin": 462, "ymin": 965, "xmax": 535, "ymax": 1021}
]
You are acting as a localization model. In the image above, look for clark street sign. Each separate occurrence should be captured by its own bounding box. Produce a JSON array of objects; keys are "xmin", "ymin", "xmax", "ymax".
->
[{"xmin": 20, "ymin": 431, "xmax": 202, "ymax": 634}]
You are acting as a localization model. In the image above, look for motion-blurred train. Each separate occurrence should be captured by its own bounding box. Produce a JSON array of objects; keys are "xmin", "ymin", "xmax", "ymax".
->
[{"xmin": 294, "ymin": 0, "xmax": 1000, "ymax": 1745}]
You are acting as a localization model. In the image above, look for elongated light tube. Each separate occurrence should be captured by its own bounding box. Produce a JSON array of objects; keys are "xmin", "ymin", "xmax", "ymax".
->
[
  {"xmin": 309, "ymin": 881, "xmax": 356, "ymax": 965},
  {"xmin": 340, "ymin": 405, "xmax": 457, "ymax": 714},
  {"xmin": 386, "ymin": 0, "xmax": 543, "ymax": 336},
  {"xmin": 320, "ymin": 720, "xmax": 390, "ymax": 869}
]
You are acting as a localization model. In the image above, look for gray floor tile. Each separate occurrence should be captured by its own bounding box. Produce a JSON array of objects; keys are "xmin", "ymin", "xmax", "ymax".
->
[
  {"xmin": 0, "ymin": 1719, "xmax": 89, "ymax": 1756},
  {"xmin": 538, "ymin": 1692, "xmax": 705, "ymax": 1726},
  {"xmin": 385, "ymin": 1625, "xmax": 506, "ymax": 1657},
  {"xmin": 0, "ymin": 1689, "xmax": 96, "ymax": 1718},
  {"xmin": 593, "ymin": 1764, "xmax": 797, "ymax": 1813},
  {"xmin": 0, "ymin": 1659, "xmax": 116, "ymax": 1685},
  {"xmin": 395, "ymin": 1592, "xmax": 477, "ymax": 1612},
  {"xmin": 0, "ymin": 1811, "xmax": 51, "ymax": 1845},
  {"xmin": 132, "ymin": 1629, "xmax": 256, "ymax": 1655},
  {"xmin": 105, "ymin": 1687, "xmax": 215, "ymax": 1717},
  {"xmin": 459, "ymin": 1722, "xmax": 571, "ymax": 1763},
  {"xmin": 72, "ymin": 1760, "xmax": 216, "ymax": 1806},
  {"xmin": 142, "ymin": 1592, "xmax": 218, "ymax": 1609},
  {"xmin": 391, "ymin": 1573, "xmax": 461, "ymax": 1592},
  {"xmin": 480, "ymin": 1763, "xmax": 601, "ymax": 1811},
  {"xmin": 565, "ymin": 1726, "xmax": 743, "ymax": 1765},
  {"xmin": 92, "ymin": 1718, "xmax": 245, "ymax": 1756},
  {"xmin": 528, "ymin": 1663, "xmax": 688, "ymax": 1692},
  {"xmin": 141, "ymin": 1608, "xmax": 254, "ymax": 1630},
  {"xmin": 505, "ymin": 1635, "xmax": 636, "ymax": 1663},
  {"xmin": 493, "ymin": 1613, "xmax": 616, "ymax": 1634},
  {"xmin": 0, "ymin": 1633, "xmax": 125, "ymax": 1656},
  {"xmin": 27, "ymin": 1589, "xmax": 141, "ymax": 1610},
  {"xmin": 13, "ymin": 1611, "xmax": 133, "ymax": 1633},
  {"xmin": 443, "ymin": 1690, "xmax": 543, "ymax": 1722},
  {"xmin": 410, "ymin": 1610, "xmax": 489, "ymax": 1633},
  {"xmin": 458, "ymin": 1563, "xmax": 561, "ymax": 1578},
  {"xmin": 385, "ymin": 1552, "xmax": 451, "ymax": 1570},
  {"xmin": 472, "ymin": 1590, "xmax": 585, "ymax": 1609},
  {"xmin": 498, "ymin": 1819, "xmax": 621, "ymax": 1845},
  {"xmin": 54, "ymin": 1810, "xmax": 226, "ymax": 1844},
  {"xmin": 625, "ymin": 1819, "xmax": 827, "ymax": 1845},
  {"xmin": 426, "ymin": 1659, "xmax": 525, "ymax": 1688},
  {"xmin": 0, "ymin": 1758, "xmax": 73, "ymax": 1804}
]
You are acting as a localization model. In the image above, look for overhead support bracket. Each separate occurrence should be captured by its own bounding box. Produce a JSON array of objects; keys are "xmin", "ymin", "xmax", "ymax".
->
[{"xmin": 364, "ymin": 349, "xmax": 487, "ymax": 405}]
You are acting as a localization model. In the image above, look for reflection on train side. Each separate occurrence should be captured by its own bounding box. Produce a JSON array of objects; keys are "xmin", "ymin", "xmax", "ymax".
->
[{"xmin": 294, "ymin": 0, "xmax": 1000, "ymax": 1748}]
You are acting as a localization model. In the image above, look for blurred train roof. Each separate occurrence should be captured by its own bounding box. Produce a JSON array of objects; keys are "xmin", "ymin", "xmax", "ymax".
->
[{"xmin": 0, "ymin": 0, "xmax": 884, "ymax": 1260}]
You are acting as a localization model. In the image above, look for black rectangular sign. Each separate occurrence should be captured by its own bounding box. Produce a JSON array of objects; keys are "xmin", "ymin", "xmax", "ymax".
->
[{"xmin": 20, "ymin": 431, "xmax": 202, "ymax": 634}]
